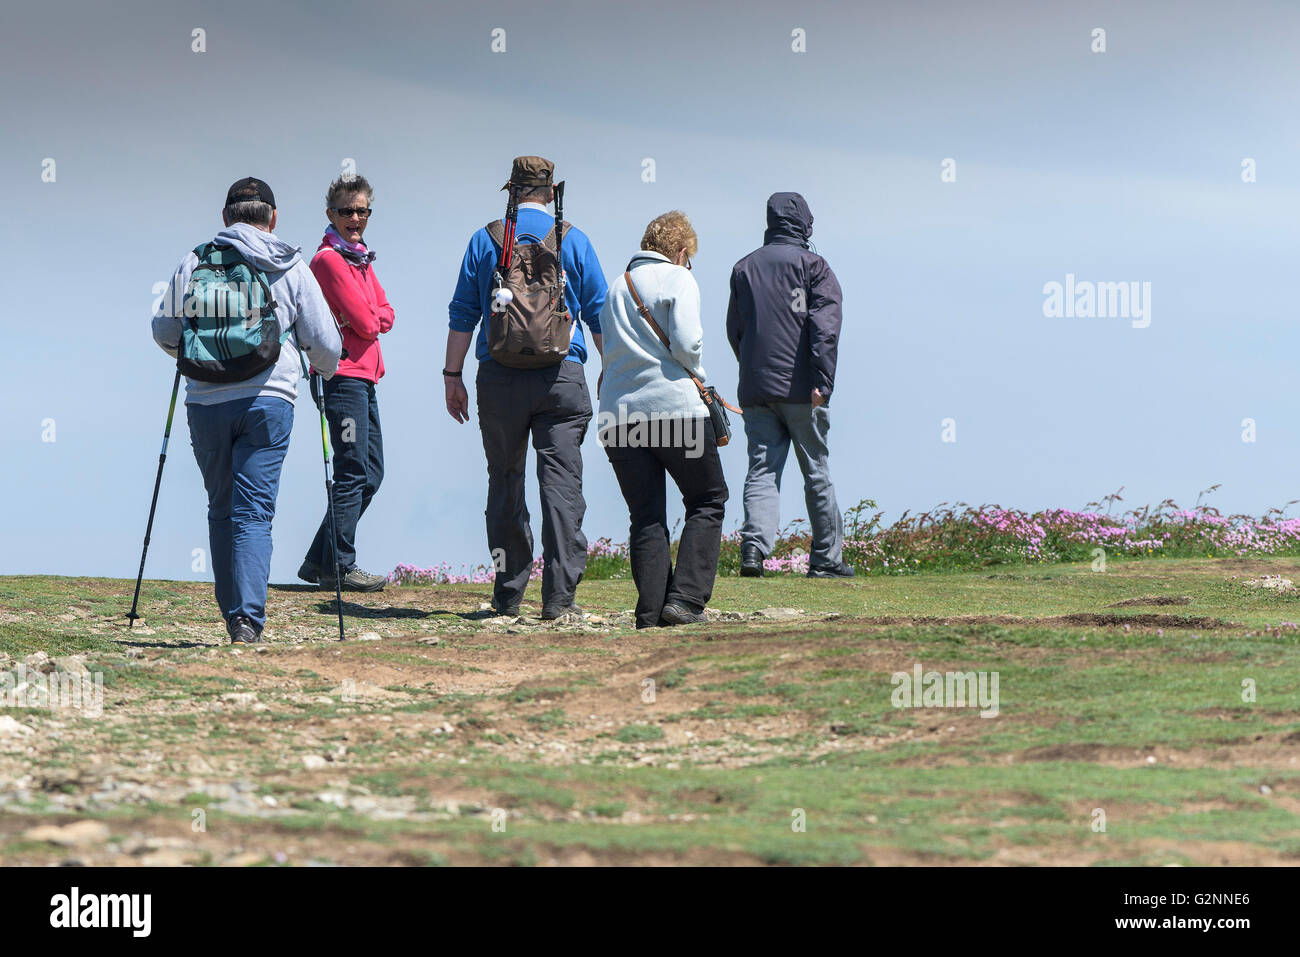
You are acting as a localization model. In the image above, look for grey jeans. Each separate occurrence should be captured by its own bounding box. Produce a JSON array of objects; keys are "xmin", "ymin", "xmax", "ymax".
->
[
  {"xmin": 476, "ymin": 359, "xmax": 592, "ymax": 609},
  {"xmin": 740, "ymin": 401, "xmax": 844, "ymax": 568}
]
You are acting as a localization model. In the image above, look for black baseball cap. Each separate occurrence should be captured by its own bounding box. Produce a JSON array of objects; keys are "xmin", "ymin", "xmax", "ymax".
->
[{"xmin": 225, "ymin": 176, "xmax": 276, "ymax": 209}]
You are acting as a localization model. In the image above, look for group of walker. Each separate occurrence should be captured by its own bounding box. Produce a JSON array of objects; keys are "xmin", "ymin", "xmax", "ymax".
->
[{"xmin": 139, "ymin": 156, "xmax": 849, "ymax": 643}]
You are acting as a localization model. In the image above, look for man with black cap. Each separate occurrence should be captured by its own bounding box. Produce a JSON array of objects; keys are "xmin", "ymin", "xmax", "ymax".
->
[
  {"xmin": 445, "ymin": 156, "xmax": 608, "ymax": 619},
  {"xmin": 152, "ymin": 177, "xmax": 343, "ymax": 643}
]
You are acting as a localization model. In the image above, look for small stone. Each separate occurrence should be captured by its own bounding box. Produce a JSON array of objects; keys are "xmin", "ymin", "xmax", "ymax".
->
[
  {"xmin": 24, "ymin": 820, "xmax": 111, "ymax": 847},
  {"xmin": 752, "ymin": 607, "xmax": 805, "ymax": 620},
  {"xmin": 0, "ymin": 716, "xmax": 35, "ymax": 737},
  {"xmin": 52, "ymin": 655, "xmax": 91, "ymax": 675},
  {"xmin": 1260, "ymin": 784, "xmax": 1273, "ymax": 795},
  {"xmin": 139, "ymin": 849, "xmax": 201, "ymax": 867},
  {"xmin": 224, "ymin": 851, "xmax": 267, "ymax": 867},
  {"xmin": 356, "ymin": 632, "xmax": 382, "ymax": 642},
  {"xmin": 301, "ymin": 755, "xmax": 328, "ymax": 771}
]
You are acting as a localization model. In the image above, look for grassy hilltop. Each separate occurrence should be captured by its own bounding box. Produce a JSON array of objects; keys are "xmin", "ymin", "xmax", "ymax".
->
[{"xmin": 1, "ymin": 555, "xmax": 1299, "ymax": 866}]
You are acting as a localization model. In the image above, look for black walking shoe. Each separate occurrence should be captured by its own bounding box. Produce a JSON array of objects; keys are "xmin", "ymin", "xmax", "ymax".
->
[
  {"xmin": 320, "ymin": 566, "xmax": 388, "ymax": 592},
  {"xmin": 660, "ymin": 603, "xmax": 707, "ymax": 626},
  {"xmin": 541, "ymin": 603, "xmax": 585, "ymax": 621},
  {"xmin": 491, "ymin": 598, "xmax": 521, "ymax": 617},
  {"xmin": 297, "ymin": 560, "xmax": 319, "ymax": 585},
  {"xmin": 740, "ymin": 544, "xmax": 765, "ymax": 578},
  {"xmin": 227, "ymin": 615, "xmax": 262, "ymax": 645},
  {"xmin": 807, "ymin": 561, "xmax": 856, "ymax": 579}
]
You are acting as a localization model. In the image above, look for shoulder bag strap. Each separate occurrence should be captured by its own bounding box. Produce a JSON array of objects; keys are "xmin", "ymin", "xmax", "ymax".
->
[{"xmin": 623, "ymin": 269, "xmax": 741, "ymax": 414}]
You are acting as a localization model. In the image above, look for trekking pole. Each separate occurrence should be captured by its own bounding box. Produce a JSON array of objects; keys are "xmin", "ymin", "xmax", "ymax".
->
[
  {"xmin": 127, "ymin": 368, "xmax": 182, "ymax": 627},
  {"xmin": 553, "ymin": 180, "xmax": 567, "ymax": 311},
  {"xmin": 310, "ymin": 369, "xmax": 346, "ymax": 641}
]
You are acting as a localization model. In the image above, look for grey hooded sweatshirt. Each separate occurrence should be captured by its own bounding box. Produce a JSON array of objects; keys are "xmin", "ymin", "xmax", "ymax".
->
[{"xmin": 152, "ymin": 222, "xmax": 343, "ymax": 406}]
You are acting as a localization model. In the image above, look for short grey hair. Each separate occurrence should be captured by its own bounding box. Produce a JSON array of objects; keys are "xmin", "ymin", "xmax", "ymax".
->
[
  {"xmin": 327, "ymin": 173, "xmax": 373, "ymax": 209},
  {"xmin": 224, "ymin": 200, "xmax": 273, "ymax": 227}
]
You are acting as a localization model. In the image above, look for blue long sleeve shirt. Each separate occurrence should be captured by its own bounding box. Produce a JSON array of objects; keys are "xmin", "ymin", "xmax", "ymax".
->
[{"xmin": 448, "ymin": 204, "xmax": 608, "ymax": 364}]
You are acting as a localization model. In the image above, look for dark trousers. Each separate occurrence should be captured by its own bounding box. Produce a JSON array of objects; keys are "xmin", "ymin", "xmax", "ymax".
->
[
  {"xmin": 305, "ymin": 375, "xmax": 384, "ymax": 573},
  {"xmin": 604, "ymin": 417, "xmax": 729, "ymax": 628},
  {"xmin": 476, "ymin": 360, "xmax": 592, "ymax": 610}
]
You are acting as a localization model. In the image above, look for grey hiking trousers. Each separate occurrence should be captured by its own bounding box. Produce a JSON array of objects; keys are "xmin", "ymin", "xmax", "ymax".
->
[
  {"xmin": 476, "ymin": 359, "xmax": 592, "ymax": 610},
  {"xmin": 740, "ymin": 401, "xmax": 844, "ymax": 569}
]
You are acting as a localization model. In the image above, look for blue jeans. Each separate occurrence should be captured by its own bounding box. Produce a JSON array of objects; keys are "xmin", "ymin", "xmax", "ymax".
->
[
  {"xmin": 187, "ymin": 395, "xmax": 294, "ymax": 631},
  {"xmin": 304, "ymin": 376, "xmax": 384, "ymax": 573},
  {"xmin": 740, "ymin": 401, "xmax": 844, "ymax": 568}
]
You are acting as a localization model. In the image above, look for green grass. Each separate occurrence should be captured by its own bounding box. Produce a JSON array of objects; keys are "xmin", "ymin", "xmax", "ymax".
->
[{"xmin": 5, "ymin": 556, "xmax": 1300, "ymax": 865}]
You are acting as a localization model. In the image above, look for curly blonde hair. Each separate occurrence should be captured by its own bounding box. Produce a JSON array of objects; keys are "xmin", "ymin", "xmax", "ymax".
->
[{"xmin": 641, "ymin": 210, "xmax": 698, "ymax": 262}]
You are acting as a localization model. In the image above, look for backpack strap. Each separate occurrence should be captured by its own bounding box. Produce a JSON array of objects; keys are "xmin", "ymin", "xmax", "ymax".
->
[
  {"xmin": 193, "ymin": 242, "xmax": 281, "ymax": 324},
  {"xmin": 486, "ymin": 220, "xmax": 506, "ymax": 248},
  {"xmin": 539, "ymin": 222, "xmax": 572, "ymax": 254}
]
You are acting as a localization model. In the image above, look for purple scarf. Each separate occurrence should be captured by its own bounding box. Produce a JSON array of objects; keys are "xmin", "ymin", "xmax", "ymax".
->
[{"xmin": 325, "ymin": 224, "xmax": 377, "ymax": 267}]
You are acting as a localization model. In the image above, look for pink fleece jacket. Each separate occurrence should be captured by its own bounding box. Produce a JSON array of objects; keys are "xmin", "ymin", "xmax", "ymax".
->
[{"xmin": 309, "ymin": 235, "xmax": 395, "ymax": 382}]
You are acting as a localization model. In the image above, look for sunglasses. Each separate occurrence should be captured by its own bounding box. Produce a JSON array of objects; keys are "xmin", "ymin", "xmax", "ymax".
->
[{"xmin": 331, "ymin": 206, "xmax": 372, "ymax": 219}]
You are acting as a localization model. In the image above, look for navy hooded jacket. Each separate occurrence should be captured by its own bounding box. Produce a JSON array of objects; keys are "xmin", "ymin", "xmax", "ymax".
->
[{"xmin": 726, "ymin": 192, "xmax": 843, "ymax": 406}]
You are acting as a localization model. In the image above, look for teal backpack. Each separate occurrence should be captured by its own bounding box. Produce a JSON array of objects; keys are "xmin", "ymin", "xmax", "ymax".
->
[{"xmin": 178, "ymin": 243, "xmax": 292, "ymax": 383}]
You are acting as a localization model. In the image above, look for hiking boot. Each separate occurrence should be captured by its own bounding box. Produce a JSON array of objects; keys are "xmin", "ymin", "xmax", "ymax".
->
[
  {"xmin": 740, "ymin": 544, "xmax": 765, "ymax": 578},
  {"xmin": 660, "ymin": 603, "xmax": 707, "ymax": 626},
  {"xmin": 807, "ymin": 561, "xmax": 856, "ymax": 579},
  {"xmin": 227, "ymin": 615, "xmax": 262, "ymax": 645},
  {"xmin": 541, "ymin": 602, "xmax": 585, "ymax": 621},
  {"xmin": 491, "ymin": 598, "xmax": 521, "ymax": 617},
  {"xmin": 320, "ymin": 566, "xmax": 387, "ymax": 592},
  {"xmin": 297, "ymin": 560, "xmax": 319, "ymax": 585}
]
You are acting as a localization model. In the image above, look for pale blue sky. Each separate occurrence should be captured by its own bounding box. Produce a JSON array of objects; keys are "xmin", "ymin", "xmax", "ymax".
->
[{"xmin": 4, "ymin": 0, "xmax": 1299, "ymax": 581}]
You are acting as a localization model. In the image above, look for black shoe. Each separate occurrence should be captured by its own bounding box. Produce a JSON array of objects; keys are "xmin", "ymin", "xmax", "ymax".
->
[
  {"xmin": 541, "ymin": 603, "xmax": 585, "ymax": 621},
  {"xmin": 320, "ymin": 566, "xmax": 387, "ymax": 592},
  {"xmin": 660, "ymin": 603, "xmax": 707, "ymax": 626},
  {"xmin": 228, "ymin": 615, "xmax": 262, "ymax": 644},
  {"xmin": 807, "ymin": 561, "xmax": 855, "ymax": 579},
  {"xmin": 740, "ymin": 544, "xmax": 765, "ymax": 578},
  {"xmin": 297, "ymin": 560, "xmax": 319, "ymax": 585},
  {"xmin": 491, "ymin": 598, "xmax": 521, "ymax": 617}
]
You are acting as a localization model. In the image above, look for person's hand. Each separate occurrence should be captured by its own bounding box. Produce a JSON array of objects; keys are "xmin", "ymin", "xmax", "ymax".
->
[
  {"xmin": 811, "ymin": 388, "xmax": 827, "ymax": 408},
  {"xmin": 445, "ymin": 376, "xmax": 470, "ymax": 423}
]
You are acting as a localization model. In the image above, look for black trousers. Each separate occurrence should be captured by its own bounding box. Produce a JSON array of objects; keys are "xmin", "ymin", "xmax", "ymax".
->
[
  {"xmin": 603, "ymin": 417, "xmax": 729, "ymax": 628},
  {"xmin": 476, "ymin": 359, "xmax": 592, "ymax": 610},
  {"xmin": 304, "ymin": 375, "xmax": 384, "ymax": 573}
]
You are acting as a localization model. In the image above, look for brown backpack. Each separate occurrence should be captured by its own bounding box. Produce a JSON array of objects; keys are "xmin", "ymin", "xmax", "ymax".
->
[{"xmin": 485, "ymin": 219, "xmax": 573, "ymax": 368}]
